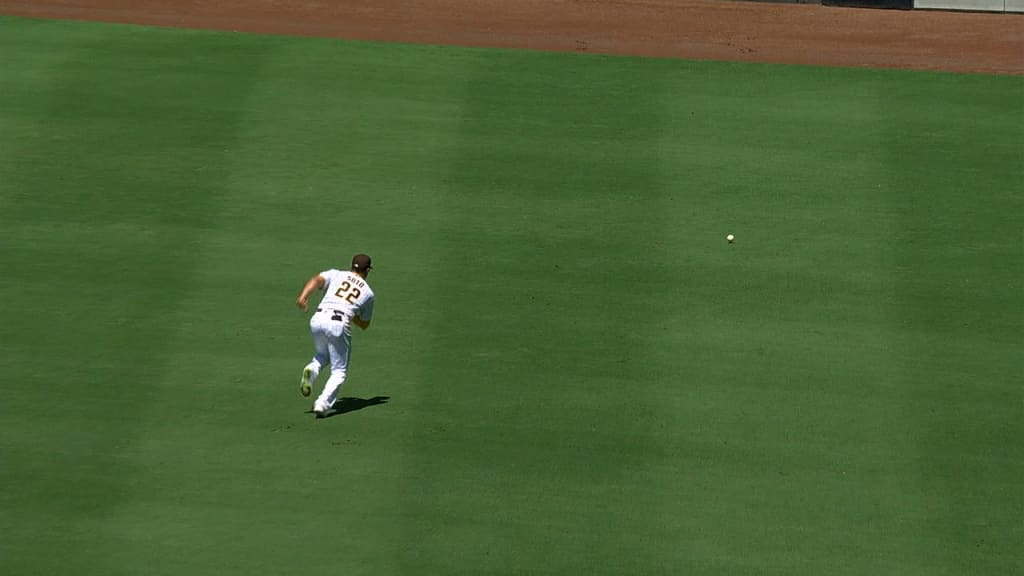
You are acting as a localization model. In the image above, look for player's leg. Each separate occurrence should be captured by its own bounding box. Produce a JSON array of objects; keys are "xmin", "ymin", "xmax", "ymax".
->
[
  {"xmin": 302, "ymin": 316, "xmax": 330, "ymax": 397},
  {"xmin": 313, "ymin": 332, "xmax": 351, "ymax": 414}
]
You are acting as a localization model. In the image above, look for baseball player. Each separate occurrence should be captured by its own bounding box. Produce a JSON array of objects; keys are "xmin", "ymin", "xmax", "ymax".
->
[{"xmin": 295, "ymin": 253, "xmax": 375, "ymax": 417}]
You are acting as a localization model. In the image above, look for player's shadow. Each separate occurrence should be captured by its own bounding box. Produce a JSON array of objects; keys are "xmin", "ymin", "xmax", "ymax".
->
[{"xmin": 309, "ymin": 396, "xmax": 390, "ymax": 419}]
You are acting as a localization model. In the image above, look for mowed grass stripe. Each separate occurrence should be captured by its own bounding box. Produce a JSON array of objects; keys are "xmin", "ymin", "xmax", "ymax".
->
[
  {"xmin": 879, "ymin": 73, "xmax": 1023, "ymax": 573},
  {"xmin": 647, "ymin": 65, "xmax": 932, "ymax": 574},
  {"xmin": 391, "ymin": 50, "xmax": 678, "ymax": 574},
  {"xmin": 98, "ymin": 39, "xmax": 490, "ymax": 575},
  {"xmin": 0, "ymin": 17, "xmax": 276, "ymax": 574}
]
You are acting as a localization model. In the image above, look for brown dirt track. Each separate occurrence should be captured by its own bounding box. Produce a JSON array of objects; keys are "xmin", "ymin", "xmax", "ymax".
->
[{"xmin": 2, "ymin": 0, "xmax": 1022, "ymax": 74}]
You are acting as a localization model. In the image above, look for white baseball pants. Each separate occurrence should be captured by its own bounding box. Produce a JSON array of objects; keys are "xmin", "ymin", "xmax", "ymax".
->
[{"xmin": 304, "ymin": 311, "xmax": 352, "ymax": 413}]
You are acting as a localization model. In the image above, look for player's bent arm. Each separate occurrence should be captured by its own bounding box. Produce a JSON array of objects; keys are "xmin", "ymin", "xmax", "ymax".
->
[
  {"xmin": 295, "ymin": 275, "xmax": 326, "ymax": 310},
  {"xmin": 353, "ymin": 317, "xmax": 371, "ymax": 330}
]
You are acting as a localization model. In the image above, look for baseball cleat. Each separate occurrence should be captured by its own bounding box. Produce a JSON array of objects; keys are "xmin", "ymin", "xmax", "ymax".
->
[{"xmin": 300, "ymin": 368, "xmax": 313, "ymax": 397}]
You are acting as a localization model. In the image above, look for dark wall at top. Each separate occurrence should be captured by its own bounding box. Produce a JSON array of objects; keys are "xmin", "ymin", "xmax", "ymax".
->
[
  {"xmin": 738, "ymin": 0, "xmax": 914, "ymax": 6},
  {"xmin": 822, "ymin": 0, "xmax": 913, "ymax": 7}
]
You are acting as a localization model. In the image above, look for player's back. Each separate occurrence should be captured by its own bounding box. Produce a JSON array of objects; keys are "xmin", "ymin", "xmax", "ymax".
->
[{"xmin": 317, "ymin": 269, "xmax": 374, "ymax": 321}]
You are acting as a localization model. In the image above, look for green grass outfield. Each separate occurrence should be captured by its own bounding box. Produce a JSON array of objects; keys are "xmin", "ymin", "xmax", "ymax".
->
[{"xmin": 1, "ymin": 16, "xmax": 1021, "ymax": 575}]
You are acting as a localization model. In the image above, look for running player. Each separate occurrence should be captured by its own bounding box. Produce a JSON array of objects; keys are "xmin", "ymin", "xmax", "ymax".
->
[{"xmin": 295, "ymin": 253, "xmax": 375, "ymax": 417}]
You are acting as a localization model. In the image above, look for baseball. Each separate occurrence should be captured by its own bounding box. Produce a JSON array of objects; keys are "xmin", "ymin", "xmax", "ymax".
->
[{"xmin": 727, "ymin": 234, "xmax": 735, "ymax": 243}]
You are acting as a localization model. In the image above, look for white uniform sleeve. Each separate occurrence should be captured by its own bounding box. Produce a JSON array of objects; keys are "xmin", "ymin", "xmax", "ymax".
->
[
  {"xmin": 319, "ymin": 269, "xmax": 337, "ymax": 288},
  {"xmin": 358, "ymin": 296, "xmax": 374, "ymax": 322}
]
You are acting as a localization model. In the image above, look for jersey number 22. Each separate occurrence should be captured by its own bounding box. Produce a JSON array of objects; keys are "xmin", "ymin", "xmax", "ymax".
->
[{"xmin": 335, "ymin": 281, "xmax": 361, "ymax": 304}]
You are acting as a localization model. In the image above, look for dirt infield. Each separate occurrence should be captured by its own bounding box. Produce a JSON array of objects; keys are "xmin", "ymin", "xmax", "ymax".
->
[{"xmin": 2, "ymin": 0, "xmax": 1022, "ymax": 74}]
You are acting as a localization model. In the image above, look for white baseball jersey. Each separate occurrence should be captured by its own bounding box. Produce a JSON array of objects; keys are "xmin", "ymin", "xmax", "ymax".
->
[{"xmin": 316, "ymin": 269, "xmax": 374, "ymax": 327}]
